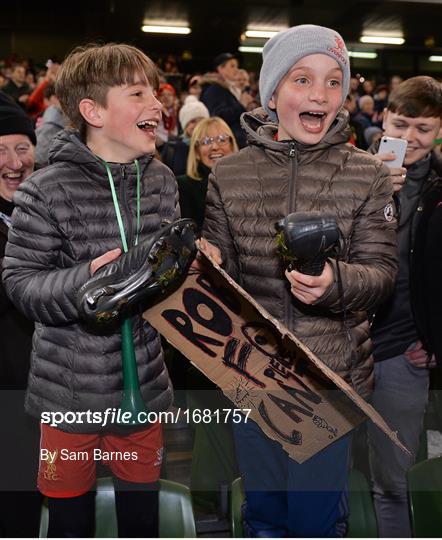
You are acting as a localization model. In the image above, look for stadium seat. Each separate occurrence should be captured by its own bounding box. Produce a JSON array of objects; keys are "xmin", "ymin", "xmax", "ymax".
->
[
  {"xmin": 230, "ymin": 469, "xmax": 378, "ymax": 537},
  {"xmin": 39, "ymin": 477, "xmax": 196, "ymax": 537},
  {"xmin": 407, "ymin": 456, "xmax": 442, "ymax": 537},
  {"xmin": 186, "ymin": 369, "xmax": 239, "ymax": 514}
]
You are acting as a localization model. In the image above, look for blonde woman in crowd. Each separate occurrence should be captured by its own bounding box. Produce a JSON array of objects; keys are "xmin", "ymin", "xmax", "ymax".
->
[{"xmin": 176, "ymin": 116, "xmax": 238, "ymax": 228}]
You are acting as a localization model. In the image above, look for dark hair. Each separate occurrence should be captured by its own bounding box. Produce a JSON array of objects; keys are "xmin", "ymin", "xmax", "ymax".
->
[
  {"xmin": 213, "ymin": 52, "xmax": 236, "ymax": 70},
  {"xmin": 43, "ymin": 83, "xmax": 56, "ymax": 100},
  {"xmin": 375, "ymin": 84, "xmax": 388, "ymax": 94},
  {"xmin": 56, "ymin": 42, "xmax": 159, "ymax": 136},
  {"xmin": 387, "ymin": 76, "xmax": 442, "ymax": 118}
]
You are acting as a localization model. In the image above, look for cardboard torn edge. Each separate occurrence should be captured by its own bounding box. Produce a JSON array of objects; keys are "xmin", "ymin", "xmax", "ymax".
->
[{"xmin": 197, "ymin": 246, "xmax": 411, "ymax": 457}]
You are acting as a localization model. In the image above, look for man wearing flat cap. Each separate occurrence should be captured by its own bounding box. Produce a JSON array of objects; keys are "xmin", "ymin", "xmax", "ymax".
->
[{"xmin": 200, "ymin": 53, "xmax": 249, "ymax": 148}]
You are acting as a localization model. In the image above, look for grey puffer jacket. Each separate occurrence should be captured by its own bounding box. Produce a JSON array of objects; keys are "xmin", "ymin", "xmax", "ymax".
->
[
  {"xmin": 203, "ymin": 108, "xmax": 398, "ymax": 398},
  {"xmin": 2, "ymin": 129, "xmax": 177, "ymax": 432},
  {"xmin": 35, "ymin": 105, "xmax": 68, "ymax": 167}
]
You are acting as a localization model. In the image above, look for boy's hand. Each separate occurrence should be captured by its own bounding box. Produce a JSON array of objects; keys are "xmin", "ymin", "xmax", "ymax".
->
[
  {"xmin": 285, "ymin": 263, "xmax": 333, "ymax": 305},
  {"xmin": 377, "ymin": 152, "xmax": 407, "ymax": 192},
  {"xmin": 405, "ymin": 340, "xmax": 437, "ymax": 369},
  {"xmin": 90, "ymin": 248, "xmax": 121, "ymax": 276},
  {"xmin": 196, "ymin": 237, "xmax": 223, "ymax": 265}
]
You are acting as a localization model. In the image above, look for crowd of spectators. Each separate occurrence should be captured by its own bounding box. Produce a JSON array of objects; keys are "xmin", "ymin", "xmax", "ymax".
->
[
  {"xmin": 1, "ymin": 41, "xmax": 442, "ymax": 538},
  {"xmin": 0, "ymin": 53, "xmax": 418, "ymax": 161}
]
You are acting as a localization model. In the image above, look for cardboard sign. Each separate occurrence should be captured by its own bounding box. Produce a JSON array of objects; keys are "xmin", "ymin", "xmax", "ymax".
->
[{"xmin": 144, "ymin": 251, "xmax": 408, "ymax": 463}]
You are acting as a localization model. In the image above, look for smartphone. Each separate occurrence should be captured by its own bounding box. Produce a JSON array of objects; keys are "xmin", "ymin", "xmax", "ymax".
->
[{"xmin": 378, "ymin": 136, "xmax": 408, "ymax": 168}]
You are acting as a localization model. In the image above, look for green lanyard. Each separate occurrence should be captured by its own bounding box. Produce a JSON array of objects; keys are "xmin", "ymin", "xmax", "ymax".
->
[
  {"xmin": 99, "ymin": 158, "xmax": 149, "ymax": 422},
  {"xmin": 100, "ymin": 158, "xmax": 142, "ymax": 252}
]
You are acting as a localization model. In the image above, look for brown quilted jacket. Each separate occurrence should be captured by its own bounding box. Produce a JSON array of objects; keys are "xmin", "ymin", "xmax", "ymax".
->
[{"xmin": 203, "ymin": 108, "xmax": 398, "ymax": 398}]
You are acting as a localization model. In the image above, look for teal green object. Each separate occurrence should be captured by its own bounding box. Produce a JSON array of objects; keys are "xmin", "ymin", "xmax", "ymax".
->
[
  {"xmin": 347, "ymin": 469, "xmax": 378, "ymax": 537},
  {"xmin": 158, "ymin": 479, "xmax": 197, "ymax": 538},
  {"xmin": 230, "ymin": 477, "xmax": 245, "ymax": 538},
  {"xmin": 186, "ymin": 369, "xmax": 239, "ymax": 512},
  {"xmin": 407, "ymin": 456, "xmax": 442, "ymax": 537},
  {"xmin": 230, "ymin": 469, "xmax": 378, "ymax": 538},
  {"xmin": 100, "ymin": 157, "xmax": 147, "ymax": 425},
  {"xmin": 119, "ymin": 317, "xmax": 149, "ymax": 425},
  {"xmin": 39, "ymin": 478, "xmax": 197, "ymax": 538}
]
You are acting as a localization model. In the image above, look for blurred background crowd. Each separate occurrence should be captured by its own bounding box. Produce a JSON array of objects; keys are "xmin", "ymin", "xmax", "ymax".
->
[{"xmin": 0, "ymin": 51, "xmax": 421, "ymax": 168}]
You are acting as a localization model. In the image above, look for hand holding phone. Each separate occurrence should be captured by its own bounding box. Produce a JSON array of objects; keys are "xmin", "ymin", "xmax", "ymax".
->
[
  {"xmin": 377, "ymin": 136, "xmax": 408, "ymax": 192},
  {"xmin": 378, "ymin": 136, "xmax": 408, "ymax": 167}
]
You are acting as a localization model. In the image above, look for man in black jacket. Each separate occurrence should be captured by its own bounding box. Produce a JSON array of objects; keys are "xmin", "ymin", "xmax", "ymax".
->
[
  {"xmin": 200, "ymin": 53, "xmax": 251, "ymax": 148},
  {"xmin": 0, "ymin": 91, "xmax": 42, "ymax": 537},
  {"xmin": 368, "ymin": 76, "xmax": 442, "ymax": 538},
  {"xmin": 2, "ymin": 65, "xmax": 31, "ymax": 109}
]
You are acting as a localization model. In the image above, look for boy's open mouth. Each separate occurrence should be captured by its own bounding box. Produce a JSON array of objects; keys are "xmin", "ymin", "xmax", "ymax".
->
[
  {"xmin": 136, "ymin": 120, "xmax": 158, "ymax": 134},
  {"xmin": 299, "ymin": 111, "xmax": 327, "ymax": 132}
]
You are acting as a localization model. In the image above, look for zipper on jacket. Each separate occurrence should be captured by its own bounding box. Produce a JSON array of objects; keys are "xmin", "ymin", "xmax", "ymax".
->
[
  {"xmin": 287, "ymin": 142, "xmax": 297, "ymax": 213},
  {"xmin": 120, "ymin": 164, "xmax": 134, "ymax": 246},
  {"xmin": 409, "ymin": 204, "xmax": 423, "ymax": 257},
  {"xmin": 410, "ymin": 172, "xmax": 437, "ymax": 252},
  {"xmin": 285, "ymin": 141, "xmax": 298, "ymax": 329},
  {"xmin": 288, "ymin": 142, "xmax": 296, "ymax": 158},
  {"xmin": 408, "ymin": 200, "xmax": 424, "ymax": 345},
  {"xmin": 407, "ymin": 172, "xmax": 438, "ymax": 353},
  {"xmin": 408, "ymin": 174, "xmax": 434, "ymax": 263}
]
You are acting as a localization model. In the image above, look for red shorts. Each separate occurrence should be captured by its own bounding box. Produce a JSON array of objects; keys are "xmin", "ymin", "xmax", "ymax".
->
[{"xmin": 38, "ymin": 423, "xmax": 163, "ymax": 498}]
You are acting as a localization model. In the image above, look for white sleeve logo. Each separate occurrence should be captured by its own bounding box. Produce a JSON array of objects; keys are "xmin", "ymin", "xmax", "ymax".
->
[{"xmin": 384, "ymin": 203, "xmax": 394, "ymax": 222}]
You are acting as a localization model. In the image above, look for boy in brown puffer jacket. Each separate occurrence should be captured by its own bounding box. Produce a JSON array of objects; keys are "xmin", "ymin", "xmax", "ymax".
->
[{"xmin": 202, "ymin": 25, "xmax": 398, "ymax": 537}]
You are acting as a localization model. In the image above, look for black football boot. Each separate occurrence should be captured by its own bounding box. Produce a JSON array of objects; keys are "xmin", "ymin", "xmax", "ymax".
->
[
  {"xmin": 275, "ymin": 212, "xmax": 339, "ymax": 276},
  {"xmin": 77, "ymin": 218, "xmax": 198, "ymax": 324}
]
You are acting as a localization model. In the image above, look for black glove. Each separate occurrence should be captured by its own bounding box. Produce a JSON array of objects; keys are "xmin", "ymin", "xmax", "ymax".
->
[
  {"xmin": 77, "ymin": 219, "xmax": 198, "ymax": 324},
  {"xmin": 275, "ymin": 212, "xmax": 339, "ymax": 276}
]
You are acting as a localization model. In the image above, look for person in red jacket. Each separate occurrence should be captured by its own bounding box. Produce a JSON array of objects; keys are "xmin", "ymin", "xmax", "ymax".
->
[{"xmin": 26, "ymin": 61, "xmax": 60, "ymax": 120}]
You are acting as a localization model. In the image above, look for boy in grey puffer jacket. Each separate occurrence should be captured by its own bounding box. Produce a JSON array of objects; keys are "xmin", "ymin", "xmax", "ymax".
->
[{"xmin": 3, "ymin": 43, "xmax": 176, "ymax": 537}]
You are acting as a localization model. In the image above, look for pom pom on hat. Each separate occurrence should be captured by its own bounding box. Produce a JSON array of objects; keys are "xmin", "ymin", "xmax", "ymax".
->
[{"xmin": 179, "ymin": 96, "xmax": 209, "ymax": 130}]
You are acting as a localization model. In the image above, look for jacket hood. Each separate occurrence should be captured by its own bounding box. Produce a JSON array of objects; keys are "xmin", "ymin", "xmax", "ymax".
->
[
  {"xmin": 48, "ymin": 128, "xmax": 101, "ymax": 166},
  {"xmin": 47, "ymin": 129, "xmax": 153, "ymax": 183},
  {"xmin": 200, "ymin": 73, "xmax": 230, "ymax": 92},
  {"xmin": 240, "ymin": 107, "xmax": 352, "ymax": 155}
]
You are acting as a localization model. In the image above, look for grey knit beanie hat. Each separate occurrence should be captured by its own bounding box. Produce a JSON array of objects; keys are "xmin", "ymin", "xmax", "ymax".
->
[{"xmin": 260, "ymin": 24, "xmax": 350, "ymax": 122}]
